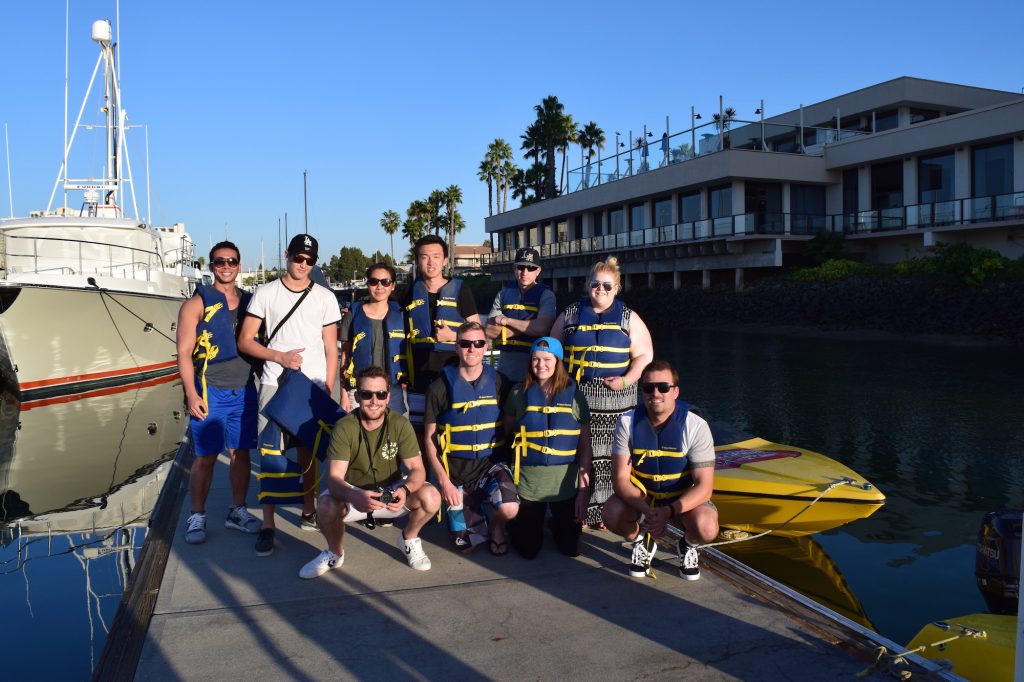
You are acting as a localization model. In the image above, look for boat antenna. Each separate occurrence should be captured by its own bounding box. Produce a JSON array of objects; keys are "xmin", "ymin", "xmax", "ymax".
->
[{"xmin": 4, "ymin": 123, "xmax": 13, "ymax": 218}]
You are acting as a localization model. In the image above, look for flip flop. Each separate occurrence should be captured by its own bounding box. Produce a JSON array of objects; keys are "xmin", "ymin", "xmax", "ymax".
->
[{"xmin": 489, "ymin": 537, "xmax": 508, "ymax": 556}]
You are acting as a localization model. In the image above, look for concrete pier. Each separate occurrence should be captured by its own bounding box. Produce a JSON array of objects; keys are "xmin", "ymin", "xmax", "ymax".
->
[{"xmin": 125, "ymin": 456, "xmax": 938, "ymax": 680}]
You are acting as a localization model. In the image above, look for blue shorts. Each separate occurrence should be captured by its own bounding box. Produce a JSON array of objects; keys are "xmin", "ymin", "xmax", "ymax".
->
[{"xmin": 191, "ymin": 383, "xmax": 258, "ymax": 457}]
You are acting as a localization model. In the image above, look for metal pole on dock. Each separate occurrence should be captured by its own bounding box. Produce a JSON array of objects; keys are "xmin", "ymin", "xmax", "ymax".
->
[{"xmin": 303, "ymin": 169, "xmax": 309, "ymax": 234}]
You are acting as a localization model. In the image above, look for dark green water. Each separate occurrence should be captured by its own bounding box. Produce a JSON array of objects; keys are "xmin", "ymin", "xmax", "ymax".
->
[{"xmin": 652, "ymin": 326, "xmax": 1024, "ymax": 643}]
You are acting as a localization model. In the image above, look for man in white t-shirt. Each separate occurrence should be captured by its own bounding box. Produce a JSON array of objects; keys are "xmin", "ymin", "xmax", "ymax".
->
[
  {"xmin": 238, "ymin": 233, "xmax": 341, "ymax": 557},
  {"xmin": 603, "ymin": 360, "xmax": 719, "ymax": 580}
]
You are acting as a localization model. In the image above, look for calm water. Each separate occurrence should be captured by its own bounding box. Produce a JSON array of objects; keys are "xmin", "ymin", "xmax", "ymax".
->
[
  {"xmin": 0, "ymin": 378, "xmax": 185, "ymax": 680},
  {"xmin": 652, "ymin": 326, "xmax": 1024, "ymax": 643},
  {"xmin": 2, "ymin": 329, "xmax": 1021, "ymax": 678}
]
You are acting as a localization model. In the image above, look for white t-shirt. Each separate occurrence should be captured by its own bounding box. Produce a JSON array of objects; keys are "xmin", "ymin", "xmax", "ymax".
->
[
  {"xmin": 612, "ymin": 408, "xmax": 716, "ymax": 469},
  {"xmin": 246, "ymin": 279, "xmax": 341, "ymax": 387}
]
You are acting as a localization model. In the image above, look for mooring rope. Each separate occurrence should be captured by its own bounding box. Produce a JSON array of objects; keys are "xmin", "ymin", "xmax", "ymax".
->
[{"xmin": 855, "ymin": 621, "xmax": 985, "ymax": 679}]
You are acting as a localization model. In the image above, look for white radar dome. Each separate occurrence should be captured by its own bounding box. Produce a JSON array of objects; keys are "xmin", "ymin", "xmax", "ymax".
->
[{"xmin": 91, "ymin": 20, "xmax": 111, "ymax": 44}]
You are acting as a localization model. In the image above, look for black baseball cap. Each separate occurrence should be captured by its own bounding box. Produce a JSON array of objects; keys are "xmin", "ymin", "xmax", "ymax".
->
[
  {"xmin": 514, "ymin": 247, "xmax": 541, "ymax": 268},
  {"xmin": 287, "ymin": 233, "xmax": 318, "ymax": 260}
]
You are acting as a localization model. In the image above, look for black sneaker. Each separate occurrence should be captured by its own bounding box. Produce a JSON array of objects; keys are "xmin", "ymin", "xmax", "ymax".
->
[
  {"xmin": 628, "ymin": 532, "xmax": 657, "ymax": 578},
  {"xmin": 678, "ymin": 538, "xmax": 700, "ymax": 581},
  {"xmin": 300, "ymin": 512, "xmax": 319, "ymax": 532},
  {"xmin": 255, "ymin": 528, "xmax": 275, "ymax": 556}
]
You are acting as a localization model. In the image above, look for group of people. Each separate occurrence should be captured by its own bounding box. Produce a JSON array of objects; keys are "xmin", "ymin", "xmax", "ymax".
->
[{"xmin": 176, "ymin": 231, "xmax": 719, "ymax": 582}]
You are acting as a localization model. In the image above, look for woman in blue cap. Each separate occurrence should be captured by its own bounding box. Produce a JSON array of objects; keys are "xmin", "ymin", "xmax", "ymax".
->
[{"xmin": 503, "ymin": 337, "xmax": 593, "ymax": 558}]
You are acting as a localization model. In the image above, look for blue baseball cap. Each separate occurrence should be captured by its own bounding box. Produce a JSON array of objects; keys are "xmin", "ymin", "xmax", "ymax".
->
[{"xmin": 530, "ymin": 337, "xmax": 563, "ymax": 360}]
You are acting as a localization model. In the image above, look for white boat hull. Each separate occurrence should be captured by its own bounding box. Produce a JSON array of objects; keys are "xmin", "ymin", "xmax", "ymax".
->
[{"xmin": 0, "ymin": 283, "xmax": 183, "ymax": 399}]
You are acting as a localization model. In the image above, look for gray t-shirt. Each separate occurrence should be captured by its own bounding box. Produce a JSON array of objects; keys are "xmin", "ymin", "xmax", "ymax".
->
[
  {"xmin": 612, "ymin": 408, "xmax": 716, "ymax": 469},
  {"xmin": 339, "ymin": 313, "xmax": 387, "ymax": 372}
]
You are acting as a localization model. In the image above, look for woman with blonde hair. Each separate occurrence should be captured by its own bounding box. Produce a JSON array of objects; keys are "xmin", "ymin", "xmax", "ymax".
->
[
  {"xmin": 549, "ymin": 257, "xmax": 653, "ymax": 528},
  {"xmin": 503, "ymin": 337, "xmax": 592, "ymax": 558}
]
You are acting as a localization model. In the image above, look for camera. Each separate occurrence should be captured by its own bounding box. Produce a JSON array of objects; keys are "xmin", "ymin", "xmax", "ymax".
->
[{"xmin": 377, "ymin": 485, "xmax": 397, "ymax": 505}]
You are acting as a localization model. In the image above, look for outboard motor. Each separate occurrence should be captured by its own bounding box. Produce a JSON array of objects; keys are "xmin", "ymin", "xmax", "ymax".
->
[{"xmin": 975, "ymin": 511, "xmax": 1021, "ymax": 614}]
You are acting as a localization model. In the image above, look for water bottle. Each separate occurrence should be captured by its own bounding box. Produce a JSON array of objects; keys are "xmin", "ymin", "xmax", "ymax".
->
[{"xmin": 446, "ymin": 486, "xmax": 470, "ymax": 549}]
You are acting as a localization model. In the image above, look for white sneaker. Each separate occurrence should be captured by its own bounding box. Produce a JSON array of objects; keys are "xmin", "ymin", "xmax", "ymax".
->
[
  {"xmin": 398, "ymin": 533, "xmax": 431, "ymax": 571},
  {"xmin": 225, "ymin": 506, "xmax": 262, "ymax": 534},
  {"xmin": 299, "ymin": 549, "xmax": 344, "ymax": 579},
  {"xmin": 185, "ymin": 512, "xmax": 207, "ymax": 544},
  {"xmin": 628, "ymin": 532, "xmax": 657, "ymax": 578}
]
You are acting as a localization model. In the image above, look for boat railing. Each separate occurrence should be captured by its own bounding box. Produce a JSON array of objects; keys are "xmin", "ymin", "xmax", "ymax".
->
[{"xmin": 0, "ymin": 233, "xmax": 164, "ymax": 282}]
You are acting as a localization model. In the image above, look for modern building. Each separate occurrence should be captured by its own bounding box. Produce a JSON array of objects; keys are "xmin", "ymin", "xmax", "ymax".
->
[
  {"xmin": 483, "ymin": 77, "xmax": 1024, "ymax": 291},
  {"xmin": 452, "ymin": 243, "xmax": 493, "ymax": 273}
]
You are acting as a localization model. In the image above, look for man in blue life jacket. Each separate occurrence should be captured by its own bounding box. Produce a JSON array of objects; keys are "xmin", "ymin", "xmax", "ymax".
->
[
  {"xmin": 176, "ymin": 241, "xmax": 262, "ymax": 544},
  {"xmin": 423, "ymin": 321, "xmax": 519, "ymax": 555},
  {"xmin": 299, "ymin": 366, "xmax": 441, "ymax": 578},
  {"xmin": 484, "ymin": 247, "xmax": 556, "ymax": 383},
  {"xmin": 398, "ymin": 235, "xmax": 480, "ymax": 396},
  {"xmin": 603, "ymin": 359, "xmax": 719, "ymax": 580}
]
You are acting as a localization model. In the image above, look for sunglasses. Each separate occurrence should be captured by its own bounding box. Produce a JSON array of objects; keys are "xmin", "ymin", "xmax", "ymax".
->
[
  {"xmin": 212, "ymin": 257, "xmax": 239, "ymax": 267},
  {"xmin": 291, "ymin": 255, "xmax": 315, "ymax": 265},
  {"xmin": 516, "ymin": 264, "xmax": 539, "ymax": 273},
  {"xmin": 367, "ymin": 277, "xmax": 393, "ymax": 287},
  {"xmin": 590, "ymin": 280, "xmax": 614, "ymax": 291},
  {"xmin": 641, "ymin": 382, "xmax": 677, "ymax": 395},
  {"xmin": 457, "ymin": 339, "xmax": 487, "ymax": 349},
  {"xmin": 356, "ymin": 389, "xmax": 389, "ymax": 400}
]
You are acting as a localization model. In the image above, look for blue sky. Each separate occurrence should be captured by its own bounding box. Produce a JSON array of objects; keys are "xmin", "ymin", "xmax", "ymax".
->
[{"xmin": 3, "ymin": 1, "xmax": 1022, "ymax": 269}]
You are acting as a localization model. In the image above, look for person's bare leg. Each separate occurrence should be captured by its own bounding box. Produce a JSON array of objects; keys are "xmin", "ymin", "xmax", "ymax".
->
[
  {"xmin": 227, "ymin": 448, "xmax": 251, "ymax": 508},
  {"xmin": 189, "ymin": 455, "xmax": 217, "ymax": 513}
]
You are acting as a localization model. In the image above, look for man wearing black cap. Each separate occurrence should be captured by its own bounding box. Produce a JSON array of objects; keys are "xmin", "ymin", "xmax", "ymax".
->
[
  {"xmin": 238, "ymin": 233, "xmax": 342, "ymax": 556},
  {"xmin": 485, "ymin": 247, "xmax": 556, "ymax": 382}
]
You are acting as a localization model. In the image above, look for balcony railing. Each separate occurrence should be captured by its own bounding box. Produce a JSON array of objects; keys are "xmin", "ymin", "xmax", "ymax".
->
[
  {"xmin": 0, "ymin": 234, "xmax": 164, "ymax": 281},
  {"xmin": 483, "ymin": 191, "xmax": 1024, "ymax": 265}
]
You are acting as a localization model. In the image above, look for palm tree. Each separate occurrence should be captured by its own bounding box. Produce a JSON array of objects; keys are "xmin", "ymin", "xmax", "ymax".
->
[
  {"xmin": 426, "ymin": 189, "xmax": 446, "ymax": 236},
  {"xmin": 442, "ymin": 184, "xmax": 463, "ymax": 275},
  {"xmin": 478, "ymin": 157, "xmax": 497, "ymax": 217},
  {"xmin": 578, "ymin": 121, "xmax": 605, "ymax": 188},
  {"xmin": 487, "ymin": 138, "xmax": 514, "ymax": 213},
  {"xmin": 713, "ymin": 107, "xmax": 737, "ymax": 150},
  {"xmin": 522, "ymin": 95, "xmax": 568, "ymax": 200},
  {"xmin": 559, "ymin": 114, "xmax": 579, "ymax": 194},
  {"xmin": 671, "ymin": 142, "xmax": 693, "ymax": 162},
  {"xmin": 380, "ymin": 209, "xmax": 401, "ymax": 264},
  {"xmin": 501, "ymin": 160, "xmax": 517, "ymax": 212}
]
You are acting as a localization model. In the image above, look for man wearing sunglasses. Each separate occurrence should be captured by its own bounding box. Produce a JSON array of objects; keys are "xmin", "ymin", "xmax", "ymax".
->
[
  {"xmin": 299, "ymin": 366, "xmax": 440, "ymax": 578},
  {"xmin": 176, "ymin": 241, "xmax": 262, "ymax": 544},
  {"xmin": 603, "ymin": 360, "xmax": 719, "ymax": 580},
  {"xmin": 423, "ymin": 322, "xmax": 519, "ymax": 555},
  {"xmin": 485, "ymin": 247, "xmax": 556, "ymax": 382},
  {"xmin": 238, "ymin": 233, "xmax": 342, "ymax": 556}
]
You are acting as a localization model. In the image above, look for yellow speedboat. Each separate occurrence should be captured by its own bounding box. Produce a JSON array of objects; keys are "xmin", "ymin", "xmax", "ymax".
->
[
  {"xmin": 906, "ymin": 614, "xmax": 1015, "ymax": 682},
  {"xmin": 710, "ymin": 423, "xmax": 885, "ymax": 537}
]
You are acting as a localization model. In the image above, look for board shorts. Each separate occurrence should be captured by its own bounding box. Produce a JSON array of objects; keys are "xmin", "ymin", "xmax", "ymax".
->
[{"xmin": 191, "ymin": 383, "xmax": 258, "ymax": 457}]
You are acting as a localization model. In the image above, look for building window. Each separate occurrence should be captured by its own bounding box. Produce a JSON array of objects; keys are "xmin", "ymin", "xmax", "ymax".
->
[
  {"xmin": 654, "ymin": 198, "xmax": 672, "ymax": 227},
  {"xmin": 630, "ymin": 203, "xmax": 647, "ymax": 230},
  {"xmin": 972, "ymin": 140, "xmax": 1013, "ymax": 196},
  {"xmin": 910, "ymin": 108, "xmax": 940, "ymax": 125},
  {"xmin": 791, "ymin": 184, "xmax": 826, "ymax": 233},
  {"xmin": 592, "ymin": 211, "xmax": 605, "ymax": 236},
  {"xmin": 918, "ymin": 152, "xmax": 954, "ymax": 204},
  {"xmin": 871, "ymin": 161, "xmax": 903, "ymax": 209},
  {"xmin": 874, "ymin": 109, "xmax": 898, "ymax": 132},
  {"xmin": 842, "ymin": 169, "xmax": 859, "ymax": 217},
  {"xmin": 679, "ymin": 192, "xmax": 701, "ymax": 223},
  {"xmin": 609, "ymin": 208, "xmax": 625, "ymax": 234},
  {"xmin": 557, "ymin": 220, "xmax": 568, "ymax": 243},
  {"xmin": 708, "ymin": 185, "xmax": 732, "ymax": 219},
  {"xmin": 744, "ymin": 182, "xmax": 782, "ymax": 232}
]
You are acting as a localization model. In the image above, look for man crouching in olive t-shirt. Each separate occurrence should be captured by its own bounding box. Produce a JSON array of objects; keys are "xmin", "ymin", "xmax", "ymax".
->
[{"xmin": 298, "ymin": 366, "xmax": 441, "ymax": 579}]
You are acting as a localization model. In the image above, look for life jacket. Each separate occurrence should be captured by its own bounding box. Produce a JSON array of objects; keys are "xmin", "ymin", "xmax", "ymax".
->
[
  {"xmin": 404, "ymin": 277, "xmax": 464, "ymax": 353},
  {"xmin": 344, "ymin": 301, "xmax": 407, "ymax": 388},
  {"xmin": 257, "ymin": 369, "xmax": 347, "ymax": 504},
  {"xmin": 563, "ymin": 298, "xmax": 631, "ymax": 382},
  {"xmin": 512, "ymin": 379, "xmax": 581, "ymax": 483},
  {"xmin": 436, "ymin": 364, "xmax": 504, "ymax": 476},
  {"xmin": 629, "ymin": 400, "xmax": 693, "ymax": 502},
  {"xmin": 494, "ymin": 282, "xmax": 549, "ymax": 353},
  {"xmin": 192, "ymin": 285, "xmax": 252, "ymax": 402}
]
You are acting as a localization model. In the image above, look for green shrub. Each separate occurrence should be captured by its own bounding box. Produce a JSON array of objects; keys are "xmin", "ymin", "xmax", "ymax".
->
[
  {"xmin": 898, "ymin": 242, "xmax": 1009, "ymax": 286},
  {"xmin": 788, "ymin": 259, "xmax": 869, "ymax": 282}
]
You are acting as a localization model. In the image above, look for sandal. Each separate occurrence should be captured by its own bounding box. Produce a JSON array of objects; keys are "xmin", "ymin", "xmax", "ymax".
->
[
  {"xmin": 586, "ymin": 521, "xmax": 608, "ymax": 532},
  {"xmin": 489, "ymin": 538, "xmax": 508, "ymax": 556}
]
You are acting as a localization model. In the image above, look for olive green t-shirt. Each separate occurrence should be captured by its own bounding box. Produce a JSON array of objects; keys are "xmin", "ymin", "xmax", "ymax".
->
[
  {"xmin": 327, "ymin": 409, "xmax": 421, "ymax": 489},
  {"xmin": 504, "ymin": 384, "xmax": 591, "ymax": 502}
]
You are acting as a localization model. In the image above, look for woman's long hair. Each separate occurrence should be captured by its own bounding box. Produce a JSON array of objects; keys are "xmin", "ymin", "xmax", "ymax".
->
[{"xmin": 523, "ymin": 344, "xmax": 570, "ymax": 400}]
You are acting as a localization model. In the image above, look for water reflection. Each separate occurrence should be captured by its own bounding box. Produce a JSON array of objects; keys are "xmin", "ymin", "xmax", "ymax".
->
[
  {"xmin": 653, "ymin": 326, "xmax": 1024, "ymax": 642},
  {"xmin": 0, "ymin": 376, "xmax": 186, "ymax": 679}
]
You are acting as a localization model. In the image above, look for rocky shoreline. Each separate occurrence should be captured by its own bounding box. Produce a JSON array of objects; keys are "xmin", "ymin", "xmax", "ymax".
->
[{"xmin": 471, "ymin": 276, "xmax": 1024, "ymax": 344}]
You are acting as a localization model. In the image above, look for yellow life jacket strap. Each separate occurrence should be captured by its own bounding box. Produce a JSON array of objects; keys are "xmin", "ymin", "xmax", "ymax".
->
[
  {"xmin": 631, "ymin": 469, "xmax": 688, "ymax": 483},
  {"xmin": 497, "ymin": 337, "xmax": 533, "ymax": 348},
  {"xmin": 193, "ymin": 329, "xmax": 219, "ymax": 405},
  {"xmin": 435, "ymin": 319, "xmax": 461, "ymax": 329},
  {"xmin": 202, "ymin": 302, "xmax": 223, "ymax": 323},
  {"xmin": 446, "ymin": 439, "xmax": 506, "ymax": 453},
  {"xmin": 512, "ymin": 425, "xmax": 526, "ymax": 484},
  {"xmin": 447, "ymin": 420, "xmax": 503, "ymax": 433},
  {"xmin": 525, "ymin": 405, "xmax": 574, "ymax": 415},
  {"xmin": 522, "ymin": 442, "xmax": 577, "ymax": 457},
  {"xmin": 628, "ymin": 472, "xmax": 685, "ymax": 501},
  {"xmin": 633, "ymin": 448, "xmax": 687, "ymax": 465},
  {"xmin": 521, "ymin": 428, "xmax": 581, "ymax": 439},
  {"xmin": 575, "ymin": 323, "xmax": 624, "ymax": 332},
  {"xmin": 504, "ymin": 303, "xmax": 538, "ymax": 313},
  {"xmin": 437, "ymin": 423, "xmax": 452, "ymax": 521},
  {"xmin": 437, "ymin": 300, "xmax": 458, "ymax": 308},
  {"xmin": 452, "ymin": 398, "xmax": 498, "ymax": 413}
]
